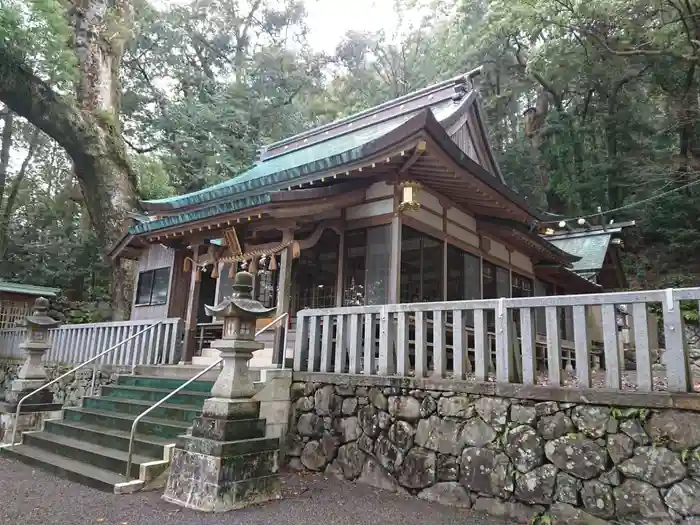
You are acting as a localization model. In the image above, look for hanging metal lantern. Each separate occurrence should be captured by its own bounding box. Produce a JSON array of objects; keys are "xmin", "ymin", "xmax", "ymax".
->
[{"xmin": 398, "ymin": 181, "xmax": 422, "ymax": 213}]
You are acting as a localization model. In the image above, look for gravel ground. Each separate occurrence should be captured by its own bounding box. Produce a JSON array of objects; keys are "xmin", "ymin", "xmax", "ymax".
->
[{"xmin": 0, "ymin": 456, "xmax": 505, "ymax": 525}]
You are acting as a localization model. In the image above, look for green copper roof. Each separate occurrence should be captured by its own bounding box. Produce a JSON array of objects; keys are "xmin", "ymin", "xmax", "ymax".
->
[
  {"xmin": 548, "ymin": 232, "xmax": 613, "ymax": 272},
  {"xmin": 130, "ymin": 194, "xmax": 272, "ymax": 235},
  {"xmin": 130, "ymin": 98, "xmax": 461, "ymax": 235},
  {"xmin": 143, "ymin": 99, "xmax": 458, "ymax": 212},
  {"xmin": 0, "ymin": 281, "xmax": 59, "ymax": 297}
]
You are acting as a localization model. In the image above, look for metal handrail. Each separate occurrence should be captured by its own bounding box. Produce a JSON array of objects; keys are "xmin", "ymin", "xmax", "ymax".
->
[
  {"xmin": 124, "ymin": 312, "xmax": 289, "ymax": 480},
  {"xmin": 10, "ymin": 320, "xmax": 165, "ymax": 446}
]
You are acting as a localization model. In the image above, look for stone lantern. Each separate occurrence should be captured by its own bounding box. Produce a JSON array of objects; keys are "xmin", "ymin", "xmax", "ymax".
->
[
  {"xmin": 202, "ymin": 270, "xmax": 275, "ymax": 408},
  {"xmin": 6, "ymin": 297, "xmax": 61, "ymax": 405},
  {"xmin": 164, "ymin": 271, "xmax": 281, "ymax": 512}
]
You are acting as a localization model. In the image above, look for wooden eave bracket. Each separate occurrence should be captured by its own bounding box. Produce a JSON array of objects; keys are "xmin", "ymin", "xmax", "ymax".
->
[{"xmin": 398, "ymin": 140, "xmax": 427, "ymax": 175}]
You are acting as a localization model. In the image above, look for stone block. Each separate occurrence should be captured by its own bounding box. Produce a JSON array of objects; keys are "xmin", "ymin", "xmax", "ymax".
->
[
  {"xmin": 192, "ymin": 417, "xmax": 266, "ymax": 441},
  {"xmin": 164, "ymin": 451, "xmax": 281, "ymax": 513}
]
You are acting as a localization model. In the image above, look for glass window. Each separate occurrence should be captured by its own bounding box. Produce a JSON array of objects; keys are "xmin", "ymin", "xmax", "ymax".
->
[
  {"xmin": 365, "ymin": 225, "xmax": 391, "ymax": 305},
  {"xmin": 291, "ymin": 229, "xmax": 339, "ymax": 311},
  {"xmin": 512, "ymin": 273, "xmax": 533, "ymax": 298},
  {"xmin": 400, "ymin": 226, "xmax": 444, "ymax": 303},
  {"xmin": 447, "ymin": 245, "xmax": 481, "ymax": 300},
  {"xmin": 255, "ymin": 269, "xmax": 278, "ymax": 308},
  {"xmin": 496, "ymin": 266, "xmax": 510, "ymax": 298},
  {"xmin": 482, "ymin": 261, "xmax": 497, "ymax": 299},
  {"xmin": 343, "ymin": 229, "xmax": 367, "ymax": 306},
  {"xmin": 135, "ymin": 267, "xmax": 170, "ymax": 306}
]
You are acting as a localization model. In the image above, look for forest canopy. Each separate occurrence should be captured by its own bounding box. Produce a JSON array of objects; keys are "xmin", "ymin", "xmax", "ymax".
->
[{"xmin": 0, "ymin": 0, "xmax": 699, "ymax": 320}]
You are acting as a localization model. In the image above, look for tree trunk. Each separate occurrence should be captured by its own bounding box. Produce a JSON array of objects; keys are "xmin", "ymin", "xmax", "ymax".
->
[
  {"xmin": 0, "ymin": 109, "xmax": 13, "ymax": 206},
  {"xmin": 0, "ymin": 128, "xmax": 41, "ymax": 259},
  {"xmin": 72, "ymin": 0, "xmax": 137, "ymax": 320},
  {"xmin": 0, "ymin": 0, "xmax": 139, "ymax": 320}
]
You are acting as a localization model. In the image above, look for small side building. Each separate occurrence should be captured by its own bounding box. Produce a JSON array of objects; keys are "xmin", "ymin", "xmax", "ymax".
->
[{"xmin": 0, "ymin": 281, "xmax": 60, "ymax": 329}]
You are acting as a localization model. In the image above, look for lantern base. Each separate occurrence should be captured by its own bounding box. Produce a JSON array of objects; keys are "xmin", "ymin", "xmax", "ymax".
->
[
  {"xmin": 0, "ymin": 401, "xmax": 63, "ymax": 445},
  {"xmin": 163, "ymin": 395, "xmax": 280, "ymax": 511},
  {"xmin": 5, "ymin": 379, "xmax": 53, "ymax": 405}
]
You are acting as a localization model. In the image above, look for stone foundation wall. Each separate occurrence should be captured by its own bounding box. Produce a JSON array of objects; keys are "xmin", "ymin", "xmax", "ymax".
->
[
  {"xmin": 0, "ymin": 359, "xmax": 122, "ymax": 406},
  {"xmin": 287, "ymin": 374, "xmax": 700, "ymax": 524}
]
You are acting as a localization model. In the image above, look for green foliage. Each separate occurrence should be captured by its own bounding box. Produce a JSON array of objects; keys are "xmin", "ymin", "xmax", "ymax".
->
[
  {"xmin": 4, "ymin": 0, "xmax": 700, "ymax": 313},
  {"xmin": 0, "ymin": 0, "xmax": 77, "ymax": 85}
]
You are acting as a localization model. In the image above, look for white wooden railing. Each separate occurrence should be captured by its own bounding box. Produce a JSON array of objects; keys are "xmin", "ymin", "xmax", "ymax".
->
[
  {"xmin": 293, "ymin": 288, "xmax": 700, "ymax": 393},
  {"xmin": 0, "ymin": 318, "xmax": 183, "ymax": 366}
]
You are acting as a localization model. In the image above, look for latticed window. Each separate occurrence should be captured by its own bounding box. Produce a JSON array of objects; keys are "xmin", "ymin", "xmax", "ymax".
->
[{"xmin": 0, "ymin": 300, "xmax": 30, "ymax": 328}]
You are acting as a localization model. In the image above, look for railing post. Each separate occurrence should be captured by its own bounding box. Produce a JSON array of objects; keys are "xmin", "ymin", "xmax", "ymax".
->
[
  {"xmin": 601, "ymin": 304, "xmax": 621, "ymax": 389},
  {"xmin": 520, "ymin": 307, "xmax": 536, "ymax": 385},
  {"xmin": 545, "ymin": 306, "xmax": 562, "ymax": 385},
  {"xmin": 495, "ymin": 299, "xmax": 515, "ymax": 383},
  {"xmin": 632, "ymin": 303, "xmax": 652, "ymax": 391},
  {"xmin": 396, "ymin": 311, "xmax": 409, "ymax": 377},
  {"xmin": 474, "ymin": 309, "xmax": 488, "ymax": 381},
  {"xmin": 664, "ymin": 290, "xmax": 691, "ymax": 392},
  {"xmin": 572, "ymin": 305, "xmax": 591, "ymax": 388},
  {"xmin": 432, "ymin": 309, "xmax": 446, "ymax": 379},
  {"xmin": 452, "ymin": 310, "xmax": 466, "ymax": 380},
  {"xmin": 378, "ymin": 307, "xmax": 395, "ymax": 375},
  {"xmin": 293, "ymin": 313, "xmax": 309, "ymax": 372}
]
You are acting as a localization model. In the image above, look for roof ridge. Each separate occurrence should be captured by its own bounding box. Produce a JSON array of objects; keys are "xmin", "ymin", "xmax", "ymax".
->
[{"xmin": 257, "ymin": 67, "xmax": 483, "ymax": 162}]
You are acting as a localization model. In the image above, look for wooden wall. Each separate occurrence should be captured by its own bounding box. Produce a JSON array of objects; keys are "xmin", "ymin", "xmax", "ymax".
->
[
  {"xmin": 131, "ymin": 244, "xmax": 176, "ymax": 321},
  {"xmin": 401, "ymin": 186, "xmax": 536, "ymax": 280}
]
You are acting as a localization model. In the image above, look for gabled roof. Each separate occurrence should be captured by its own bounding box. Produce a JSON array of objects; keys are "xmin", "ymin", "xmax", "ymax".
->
[
  {"xmin": 132, "ymin": 69, "xmax": 515, "ymax": 235},
  {"xmin": 546, "ymin": 221, "xmax": 635, "ymax": 273},
  {"xmin": 0, "ymin": 281, "xmax": 59, "ymax": 297}
]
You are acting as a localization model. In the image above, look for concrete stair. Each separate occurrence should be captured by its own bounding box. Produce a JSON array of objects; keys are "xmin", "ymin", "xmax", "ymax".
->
[
  {"xmin": 192, "ymin": 329, "xmax": 295, "ymax": 367},
  {"xmin": 1, "ymin": 374, "xmax": 215, "ymax": 493}
]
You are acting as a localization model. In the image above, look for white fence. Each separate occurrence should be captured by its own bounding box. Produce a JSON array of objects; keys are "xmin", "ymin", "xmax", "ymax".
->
[
  {"xmin": 294, "ymin": 287, "xmax": 700, "ymax": 393},
  {"xmin": 0, "ymin": 318, "xmax": 183, "ymax": 367}
]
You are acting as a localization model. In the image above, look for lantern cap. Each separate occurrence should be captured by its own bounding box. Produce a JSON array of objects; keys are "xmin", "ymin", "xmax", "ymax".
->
[
  {"xmin": 24, "ymin": 297, "xmax": 62, "ymax": 328},
  {"xmin": 204, "ymin": 271, "xmax": 276, "ymax": 318}
]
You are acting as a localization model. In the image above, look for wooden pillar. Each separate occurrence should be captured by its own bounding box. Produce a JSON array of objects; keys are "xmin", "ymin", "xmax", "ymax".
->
[
  {"xmin": 335, "ymin": 228, "xmax": 345, "ymax": 307},
  {"xmin": 388, "ymin": 215, "xmax": 402, "ymax": 304},
  {"xmin": 273, "ymin": 229, "xmax": 295, "ymax": 366},
  {"xmin": 180, "ymin": 245, "xmax": 201, "ymax": 365}
]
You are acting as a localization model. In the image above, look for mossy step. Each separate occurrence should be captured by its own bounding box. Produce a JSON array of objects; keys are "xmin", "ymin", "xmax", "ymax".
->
[
  {"xmin": 116, "ymin": 375, "xmax": 215, "ymax": 393},
  {"xmin": 44, "ymin": 420, "xmax": 171, "ymax": 458},
  {"xmin": 100, "ymin": 385, "xmax": 210, "ymax": 407},
  {"xmin": 23, "ymin": 431, "xmax": 156, "ymax": 479},
  {"xmin": 1, "ymin": 444, "xmax": 128, "ymax": 492},
  {"xmin": 82, "ymin": 397, "xmax": 202, "ymax": 423},
  {"xmin": 63, "ymin": 407, "xmax": 190, "ymax": 439}
]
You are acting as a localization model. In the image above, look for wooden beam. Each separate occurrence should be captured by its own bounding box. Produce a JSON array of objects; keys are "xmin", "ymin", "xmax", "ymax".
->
[
  {"xmin": 398, "ymin": 140, "xmax": 427, "ymax": 174},
  {"xmin": 335, "ymin": 218, "xmax": 346, "ymax": 307},
  {"xmin": 180, "ymin": 245, "xmax": 202, "ymax": 364},
  {"xmin": 273, "ymin": 228, "xmax": 296, "ymax": 366},
  {"xmin": 388, "ymin": 196, "xmax": 402, "ymax": 303}
]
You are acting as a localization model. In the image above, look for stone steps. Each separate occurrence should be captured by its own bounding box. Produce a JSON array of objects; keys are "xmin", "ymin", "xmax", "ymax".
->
[
  {"xmin": 44, "ymin": 420, "xmax": 172, "ymax": 458},
  {"xmin": 100, "ymin": 384, "xmax": 210, "ymax": 408},
  {"xmin": 2, "ymin": 444, "xmax": 136, "ymax": 493},
  {"xmin": 82, "ymin": 396, "xmax": 202, "ymax": 422},
  {"xmin": 1, "ymin": 373, "xmax": 217, "ymax": 493},
  {"xmin": 22, "ymin": 431, "xmax": 158, "ymax": 479}
]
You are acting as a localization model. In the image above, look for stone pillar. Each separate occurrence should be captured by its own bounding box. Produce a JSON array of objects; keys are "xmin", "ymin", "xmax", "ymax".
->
[
  {"xmin": 6, "ymin": 297, "xmax": 60, "ymax": 405},
  {"xmin": 163, "ymin": 271, "xmax": 281, "ymax": 512},
  {"xmin": 1, "ymin": 297, "xmax": 63, "ymax": 444}
]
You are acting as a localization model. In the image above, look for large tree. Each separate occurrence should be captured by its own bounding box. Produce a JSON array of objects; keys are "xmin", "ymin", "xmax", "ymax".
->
[{"xmin": 0, "ymin": 0, "xmax": 139, "ymax": 318}]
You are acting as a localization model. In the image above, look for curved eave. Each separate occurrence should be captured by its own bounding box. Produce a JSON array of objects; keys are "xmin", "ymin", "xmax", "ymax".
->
[
  {"xmin": 131, "ymin": 107, "xmax": 543, "ymax": 236},
  {"xmin": 476, "ymin": 216, "xmax": 578, "ymax": 266},
  {"xmin": 137, "ymin": 111, "xmax": 434, "ymax": 216},
  {"xmin": 535, "ymin": 265, "xmax": 603, "ymax": 294},
  {"xmin": 420, "ymin": 111, "xmax": 540, "ymax": 222}
]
